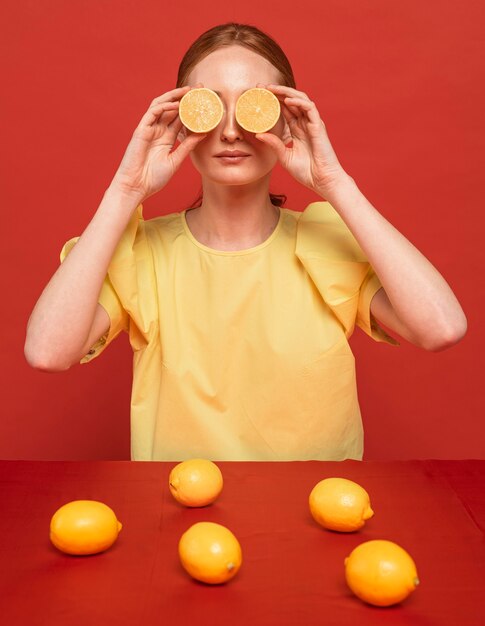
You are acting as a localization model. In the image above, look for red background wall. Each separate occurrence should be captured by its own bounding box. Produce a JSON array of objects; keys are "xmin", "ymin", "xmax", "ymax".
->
[{"xmin": 2, "ymin": 1, "xmax": 483, "ymax": 460}]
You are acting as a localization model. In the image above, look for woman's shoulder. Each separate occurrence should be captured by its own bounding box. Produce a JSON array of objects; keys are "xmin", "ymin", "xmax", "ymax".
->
[
  {"xmin": 299, "ymin": 201, "xmax": 344, "ymax": 224},
  {"xmin": 294, "ymin": 201, "xmax": 367, "ymax": 262},
  {"xmin": 142, "ymin": 208, "xmax": 185, "ymax": 240},
  {"xmin": 281, "ymin": 201, "xmax": 342, "ymax": 225},
  {"xmin": 145, "ymin": 208, "xmax": 184, "ymax": 227}
]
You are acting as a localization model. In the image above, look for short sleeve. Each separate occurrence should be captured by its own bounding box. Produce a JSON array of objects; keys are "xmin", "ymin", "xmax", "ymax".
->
[
  {"xmin": 59, "ymin": 203, "xmax": 156, "ymax": 363},
  {"xmin": 357, "ymin": 267, "xmax": 400, "ymax": 345},
  {"xmin": 295, "ymin": 201, "xmax": 399, "ymax": 345}
]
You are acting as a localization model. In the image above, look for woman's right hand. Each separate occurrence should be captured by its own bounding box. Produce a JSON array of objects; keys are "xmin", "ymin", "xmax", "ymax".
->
[{"xmin": 110, "ymin": 85, "xmax": 207, "ymax": 201}]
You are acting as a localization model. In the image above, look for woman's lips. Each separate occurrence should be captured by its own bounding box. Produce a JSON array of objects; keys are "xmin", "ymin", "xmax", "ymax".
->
[
  {"xmin": 215, "ymin": 155, "xmax": 251, "ymax": 164},
  {"xmin": 214, "ymin": 149, "xmax": 251, "ymax": 164}
]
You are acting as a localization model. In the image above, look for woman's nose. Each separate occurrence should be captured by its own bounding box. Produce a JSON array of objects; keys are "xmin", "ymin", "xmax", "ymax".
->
[{"xmin": 219, "ymin": 104, "xmax": 244, "ymax": 141}]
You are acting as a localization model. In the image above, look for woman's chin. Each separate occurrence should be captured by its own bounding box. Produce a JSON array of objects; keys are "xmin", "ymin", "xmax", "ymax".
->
[{"xmin": 200, "ymin": 166, "xmax": 274, "ymax": 187}]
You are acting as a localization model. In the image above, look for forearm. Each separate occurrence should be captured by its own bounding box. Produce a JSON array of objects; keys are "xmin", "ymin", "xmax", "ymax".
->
[
  {"xmin": 319, "ymin": 174, "xmax": 467, "ymax": 348},
  {"xmin": 25, "ymin": 184, "xmax": 143, "ymax": 368}
]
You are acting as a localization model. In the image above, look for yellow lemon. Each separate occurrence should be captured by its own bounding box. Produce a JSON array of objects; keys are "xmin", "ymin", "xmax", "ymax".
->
[
  {"xmin": 309, "ymin": 477, "xmax": 374, "ymax": 532},
  {"xmin": 169, "ymin": 459, "xmax": 223, "ymax": 507},
  {"xmin": 179, "ymin": 88, "xmax": 223, "ymax": 133},
  {"xmin": 235, "ymin": 87, "xmax": 281, "ymax": 133},
  {"xmin": 179, "ymin": 522, "xmax": 242, "ymax": 584},
  {"xmin": 50, "ymin": 500, "xmax": 122, "ymax": 555},
  {"xmin": 345, "ymin": 540, "xmax": 420, "ymax": 606}
]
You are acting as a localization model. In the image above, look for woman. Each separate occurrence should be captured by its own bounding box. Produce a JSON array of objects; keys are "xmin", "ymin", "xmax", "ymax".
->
[{"xmin": 24, "ymin": 23, "xmax": 467, "ymax": 461}]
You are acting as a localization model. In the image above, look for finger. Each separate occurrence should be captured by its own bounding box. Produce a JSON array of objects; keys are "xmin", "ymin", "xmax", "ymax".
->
[
  {"xmin": 148, "ymin": 99, "xmax": 181, "ymax": 115},
  {"xmin": 284, "ymin": 97, "xmax": 313, "ymax": 111},
  {"xmin": 157, "ymin": 109, "xmax": 180, "ymax": 128},
  {"xmin": 266, "ymin": 84, "xmax": 310, "ymax": 101},
  {"xmin": 254, "ymin": 82, "xmax": 299, "ymax": 113},
  {"xmin": 252, "ymin": 82, "xmax": 300, "ymax": 120},
  {"xmin": 149, "ymin": 86, "xmax": 191, "ymax": 105},
  {"xmin": 254, "ymin": 132, "xmax": 288, "ymax": 163},
  {"xmin": 139, "ymin": 101, "xmax": 180, "ymax": 127},
  {"xmin": 148, "ymin": 82, "xmax": 205, "ymax": 128},
  {"xmin": 155, "ymin": 102, "xmax": 182, "ymax": 124},
  {"xmin": 284, "ymin": 97, "xmax": 322, "ymax": 126},
  {"xmin": 170, "ymin": 132, "xmax": 208, "ymax": 170},
  {"xmin": 169, "ymin": 114, "xmax": 184, "ymax": 135},
  {"xmin": 283, "ymin": 102, "xmax": 301, "ymax": 120},
  {"xmin": 280, "ymin": 100, "xmax": 299, "ymax": 125},
  {"xmin": 262, "ymin": 88, "xmax": 301, "ymax": 118},
  {"xmin": 280, "ymin": 108, "xmax": 303, "ymax": 143},
  {"xmin": 145, "ymin": 100, "xmax": 180, "ymax": 117}
]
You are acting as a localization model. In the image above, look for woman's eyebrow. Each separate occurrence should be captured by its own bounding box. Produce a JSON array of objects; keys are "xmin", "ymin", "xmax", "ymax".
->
[{"xmin": 211, "ymin": 89, "xmax": 250, "ymax": 96}]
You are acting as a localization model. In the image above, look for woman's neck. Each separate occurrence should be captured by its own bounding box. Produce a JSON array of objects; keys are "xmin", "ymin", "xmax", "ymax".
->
[{"xmin": 185, "ymin": 181, "xmax": 281, "ymax": 251}]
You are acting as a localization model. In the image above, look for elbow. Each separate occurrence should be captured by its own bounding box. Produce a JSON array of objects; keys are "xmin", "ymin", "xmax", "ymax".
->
[
  {"xmin": 422, "ymin": 315, "xmax": 468, "ymax": 352},
  {"xmin": 24, "ymin": 340, "xmax": 72, "ymax": 372}
]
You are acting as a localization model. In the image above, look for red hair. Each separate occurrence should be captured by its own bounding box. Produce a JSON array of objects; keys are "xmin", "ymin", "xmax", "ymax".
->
[
  {"xmin": 176, "ymin": 23, "xmax": 296, "ymax": 90},
  {"xmin": 176, "ymin": 23, "xmax": 296, "ymax": 208}
]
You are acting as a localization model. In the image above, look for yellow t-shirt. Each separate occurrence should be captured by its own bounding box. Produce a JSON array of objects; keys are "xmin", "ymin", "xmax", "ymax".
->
[{"xmin": 60, "ymin": 201, "xmax": 398, "ymax": 461}]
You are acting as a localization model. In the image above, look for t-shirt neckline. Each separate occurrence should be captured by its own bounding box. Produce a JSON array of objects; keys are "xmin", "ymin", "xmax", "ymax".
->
[{"xmin": 181, "ymin": 208, "xmax": 284, "ymax": 256}]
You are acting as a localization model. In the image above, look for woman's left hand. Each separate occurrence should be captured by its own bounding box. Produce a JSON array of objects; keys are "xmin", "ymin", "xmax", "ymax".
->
[{"xmin": 255, "ymin": 84, "xmax": 349, "ymax": 195}]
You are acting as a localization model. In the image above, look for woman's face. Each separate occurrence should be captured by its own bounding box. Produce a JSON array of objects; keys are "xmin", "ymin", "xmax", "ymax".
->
[{"xmin": 183, "ymin": 45, "xmax": 291, "ymax": 187}]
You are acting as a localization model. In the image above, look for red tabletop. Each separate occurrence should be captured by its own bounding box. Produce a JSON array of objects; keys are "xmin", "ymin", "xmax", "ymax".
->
[{"xmin": 0, "ymin": 460, "xmax": 484, "ymax": 625}]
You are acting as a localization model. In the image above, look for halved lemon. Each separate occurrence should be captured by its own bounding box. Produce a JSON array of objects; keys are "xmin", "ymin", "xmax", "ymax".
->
[
  {"xmin": 179, "ymin": 88, "xmax": 224, "ymax": 133},
  {"xmin": 236, "ymin": 87, "xmax": 281, "ymax": 133}
]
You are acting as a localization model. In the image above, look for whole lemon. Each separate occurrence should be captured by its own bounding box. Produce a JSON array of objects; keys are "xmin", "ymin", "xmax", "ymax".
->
[
  {"xmin": 169, "ymin": 459, "xmax": 223, "ymax": 507},
  {"xmin": 179, "ymin": 521, "xmax": 242, "ymax": 584},
  {"xmin": 309, "ymin": 477, "xmax": 374, "ymax": 532},
  {"xmin": 345, "ymin": 540, "xmax": 420, "ymax": 606},
  {"xmin": 50, "ymin": 500, "xmax": 122, "ymax": 555}
]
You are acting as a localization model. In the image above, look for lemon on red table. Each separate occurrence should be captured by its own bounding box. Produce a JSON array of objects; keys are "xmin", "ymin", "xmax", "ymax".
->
[
  {"xmin": 178, "ymin": 521, "xmax": 242, "ymax": 584},
  {"xmin": 169, "ymin": 458, "xmax": 223, "ymax": 507},
  {"xmin": 309, "ymin": 477, "xmax": 374, "ymax": 532},
  {"xmin": 345, "ymin": 539, "xmax": 420, "ymax": 606},
  {"xmin": 50, "ymin": 500, "xmax": 122, "ymax": 555}
]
